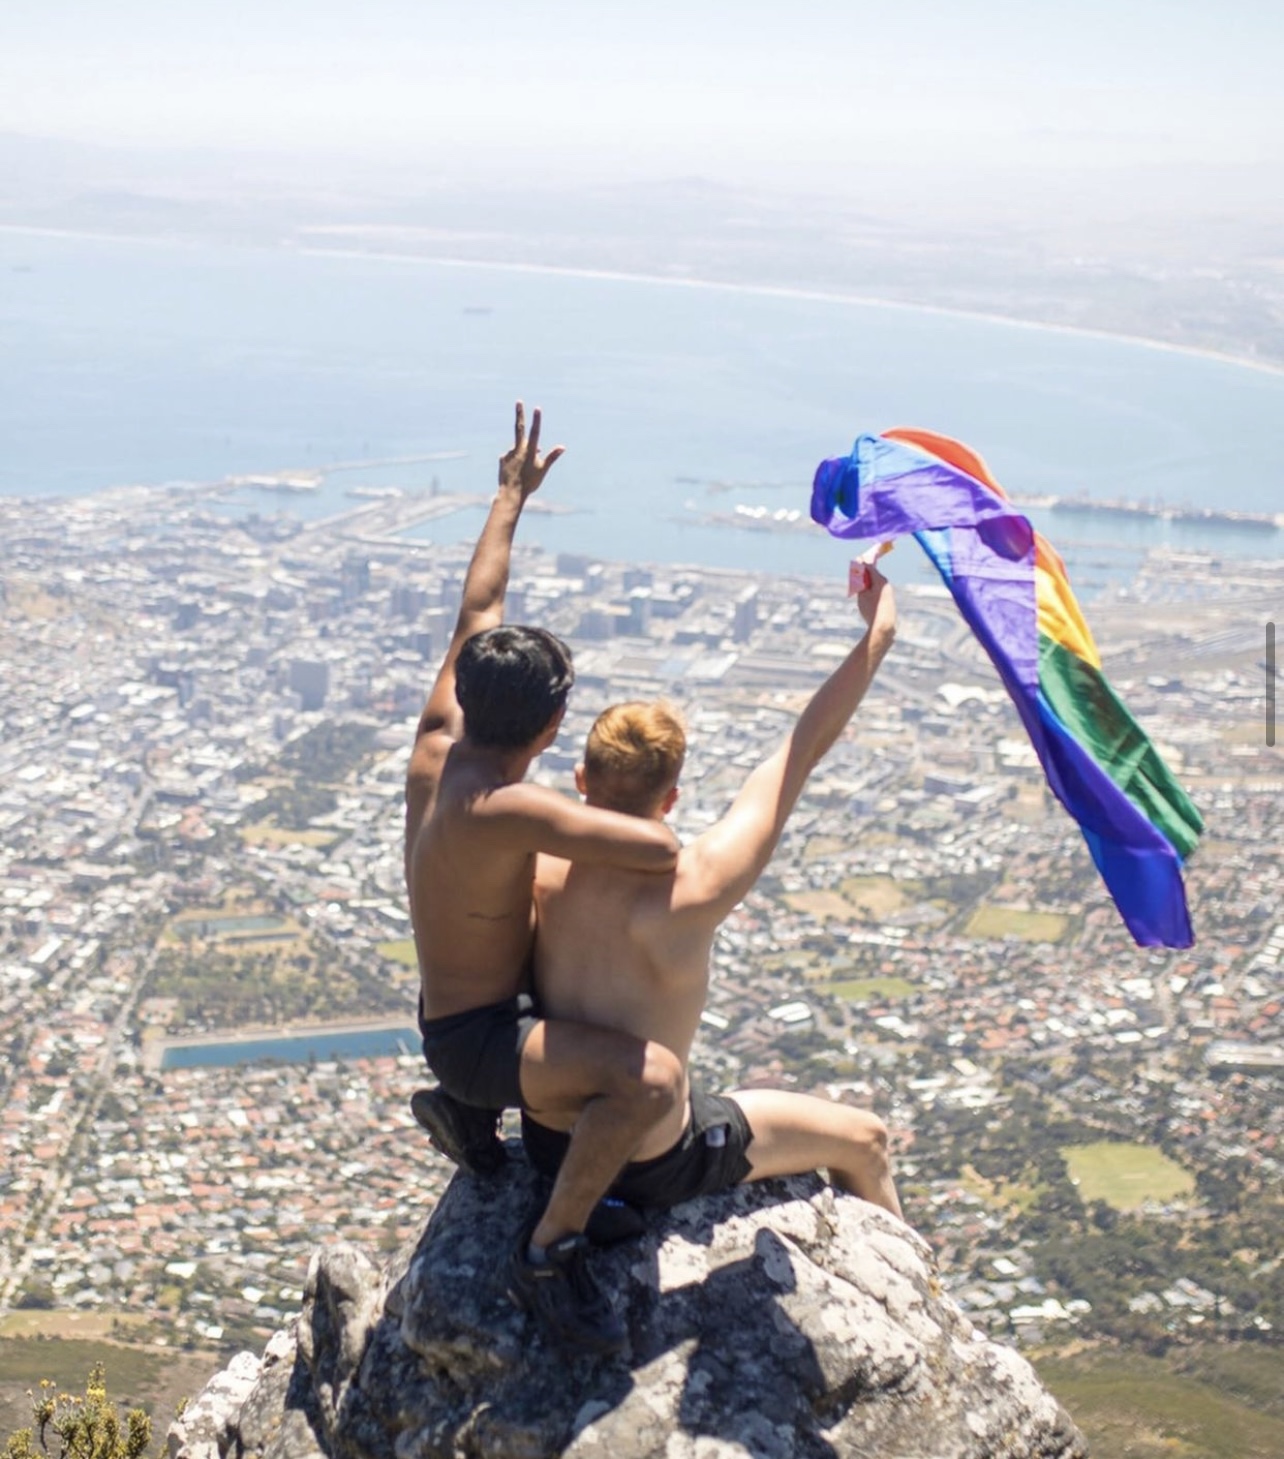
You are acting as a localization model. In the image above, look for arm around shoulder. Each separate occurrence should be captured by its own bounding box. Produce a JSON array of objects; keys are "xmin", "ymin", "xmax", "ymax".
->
[{"xmin": 476, "ymin": 781, "xmax": 680, "ymax": 871}]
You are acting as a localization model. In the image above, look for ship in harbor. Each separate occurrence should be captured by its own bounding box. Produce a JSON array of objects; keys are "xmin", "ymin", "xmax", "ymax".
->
[
  {"xmin": 345, "ymin": 485, "xmax": 403, "ymax": 500},
  {"xmin": 229, "ymin": 473, "xmax": 322, "ymax": 495},
  {"xmin": 1048, "ymin": 493, "xmax": 1281, "ymax": 533},
  {"xmin": 676, "ymin": 502, "xmax": 810, "ymax": 533}
]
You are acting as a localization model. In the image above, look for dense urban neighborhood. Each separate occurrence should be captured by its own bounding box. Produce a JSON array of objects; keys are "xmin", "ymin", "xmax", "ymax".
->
[{"xmin": 1, "ymin": 481, "xmax": 1280, "ymax": 1363}]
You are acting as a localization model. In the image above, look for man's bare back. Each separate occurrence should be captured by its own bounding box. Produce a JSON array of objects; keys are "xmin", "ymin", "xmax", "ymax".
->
[
  {"xmin": 409, "ymin": 749, "xmax": 533, "ymax": 1015},
  {"xmin": 409, "ymin": 739, "xmax": 551, "ymax": 1017},
  {"xmin": 533, "ymin": 847, "xmax": 721, "ymax": 1159}
]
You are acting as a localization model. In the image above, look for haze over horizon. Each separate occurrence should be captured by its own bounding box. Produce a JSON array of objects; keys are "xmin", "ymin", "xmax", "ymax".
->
[
  {"xmin": 4, "ymin": 4, "xmax": 1283, "ymax": 390},
  {"xmin": 4, "ymin": 0, "xmax": 1282, "ymax": 211}
]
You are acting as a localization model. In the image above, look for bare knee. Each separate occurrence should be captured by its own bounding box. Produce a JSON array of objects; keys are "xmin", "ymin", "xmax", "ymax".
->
[
  {"xmin": 643, "ymin": 1043, "xmax": 683, "ymax": 1112},
  {"xmin": 605, "ymin": 1041, "xmax": 681, "ymax": 1115},
  {"xmin": 862, "ymin": 1111, "xmax": 890, "ymax": 1149},
  {"xmin": 863, "ymin": 1111, "xmax": 891, "ymax": 1153},
  {"xmin": 842, "ymin": 1109, "xmax": 891, "ymax": 1169},
  {"xmin": 830, "ymin": 1108, "xmax": 902, "ymax": 1218}
]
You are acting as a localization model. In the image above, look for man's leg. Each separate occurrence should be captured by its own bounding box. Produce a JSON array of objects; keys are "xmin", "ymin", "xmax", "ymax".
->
[
  {"xmin": 731, "ymin": 1089, "xmax": 903, "ymax": 1220},
  {"xmin": 504, "ymin": 1018, "xmax": 680, "ymax": 1353},
  {"xmin": 519, "ymin": 1018, "xmax": 682, "ymax": 1248}
]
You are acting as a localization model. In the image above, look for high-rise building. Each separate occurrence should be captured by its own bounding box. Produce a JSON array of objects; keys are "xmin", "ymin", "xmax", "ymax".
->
[
  {"xmin": 625, "ymin": 588, "xmax": 653, "ymax": 637},
  {"xmin": 576, "ymin": 607, "xmax": 615, "ymax": 641},
  {"xmin": 391, "ymin": 584, "xmax": 429, "ymax": 621},
  {"xmin": 732, "ymin": 586, "xmax": 759, "ymax": 643},
  {"xmin": 288, "ymin": 659, "xmax": 329, "ymax": 711},
  {"xmin": 556, "ymin": 552, "xmax": 593, "ymax": 578},
  {"xmin": 341, "ymin": 554, "xmax": 372, "ymax": 601}
]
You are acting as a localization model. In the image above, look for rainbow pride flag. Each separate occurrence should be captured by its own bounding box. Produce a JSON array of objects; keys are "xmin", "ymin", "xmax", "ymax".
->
[{"xmin": 811, "ymin": 428, "xmax": 1203, "ymax": 948}]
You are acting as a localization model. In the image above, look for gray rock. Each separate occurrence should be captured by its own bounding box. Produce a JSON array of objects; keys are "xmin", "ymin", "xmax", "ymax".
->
[
  {"xmin": 178, "ymin": 1162, "xmax": 1087, "ymax": 1459},
  {"xmin": 167, "ymin": 1349, "xmax": 265, "ymax": 1459}
]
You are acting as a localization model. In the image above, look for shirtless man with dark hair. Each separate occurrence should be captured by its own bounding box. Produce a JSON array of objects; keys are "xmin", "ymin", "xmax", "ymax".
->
[
  {"xmin": 405, "ymin": 403, "xmax": 684, "ymax": 1353},
  {"xmin": 525, "ymin": 566, "xmax": 904, "ymax": 1221}
]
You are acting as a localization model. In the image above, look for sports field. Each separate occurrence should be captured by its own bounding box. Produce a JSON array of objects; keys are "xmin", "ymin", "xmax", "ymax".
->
[
  {"xmin": 377, "ymin": 939, "xmax": 419, "ymax": 966},
  {"xmin": 240, "ymin": 824, "xmax": 339, "ymax": 848},
  {"xmin": 965, "ymin": 904, "xmax": 1069, "ymax": 943},
  {"xmin": 826, "ymin": 976, "xmax": 916, "ymax": 1003},
  {"xmin": 1061, "ymin": 1140, "xmax": 1194, "ymax": 1211},
  {"xmin": 837, "ymin": 875, "xmax": 913, "ymax": 917},
  {"xmin": 785, "ymin": 874, "xmax": 917, "ymax": 924},
  {"xmin": 783, "ymin": 889, "xmax": 858, "ymax": 920}
]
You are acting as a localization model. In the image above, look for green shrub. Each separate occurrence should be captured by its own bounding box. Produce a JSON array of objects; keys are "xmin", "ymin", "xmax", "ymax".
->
[{"xmin": 4, "ymin": 1366, "xmax": 152, "ymax": 1459}]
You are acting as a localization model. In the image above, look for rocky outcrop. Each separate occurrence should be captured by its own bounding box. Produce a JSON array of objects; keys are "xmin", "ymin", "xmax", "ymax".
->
[{"xmin": 169, "ymin": 1161, "xmax": 1087, "ymax": 1459}]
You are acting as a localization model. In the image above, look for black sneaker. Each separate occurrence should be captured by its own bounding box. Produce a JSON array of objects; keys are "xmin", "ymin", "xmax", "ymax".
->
[
  {"xmin": 409, "ymin": 1087, "xmax": 505, "ymax": 1177},
  {"xmin": 507, "ymin": 1234, "xmax": 627, "ymax": 1355},
  {"xmin": 584, "ymin": 1196, "xmax": 646, "ymax": 1248}
]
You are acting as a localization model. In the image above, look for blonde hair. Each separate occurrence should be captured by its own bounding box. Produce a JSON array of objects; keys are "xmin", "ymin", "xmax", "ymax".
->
[{"xmin": 584, "ymin": 701, "xmax": 686, "ymax": 816}]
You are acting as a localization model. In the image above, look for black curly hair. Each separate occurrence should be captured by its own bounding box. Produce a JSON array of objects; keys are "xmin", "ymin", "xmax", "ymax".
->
[{"xmin": 454, "ymin": 625, "xmax": 575, "ymax": 749}]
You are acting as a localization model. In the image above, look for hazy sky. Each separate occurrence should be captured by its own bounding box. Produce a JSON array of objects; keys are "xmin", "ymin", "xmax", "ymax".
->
[{"xmin": 3, "ymin": 1, "xmax": 1282, "ymax": 186}]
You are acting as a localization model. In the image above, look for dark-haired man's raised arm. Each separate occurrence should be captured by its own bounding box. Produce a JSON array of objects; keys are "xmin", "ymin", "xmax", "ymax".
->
[
  {"xmin": 413, "ymin": 401, "xmax": 563, "ymax": 752},
  {"xmin": 405, "ymin": 400, "xmax": 676, "ymax": 872}
]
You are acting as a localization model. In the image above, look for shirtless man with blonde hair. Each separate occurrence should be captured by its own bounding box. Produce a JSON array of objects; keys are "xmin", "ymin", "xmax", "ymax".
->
[{"xmin": 525, "ymin": 568, "xmax": 903, "ymax": 1219}]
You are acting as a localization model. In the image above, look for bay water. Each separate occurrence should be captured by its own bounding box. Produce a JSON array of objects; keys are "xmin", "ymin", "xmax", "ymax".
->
[{"xmin": 3, "ymin": 229, "xmax": 1282, "ymax": 588}]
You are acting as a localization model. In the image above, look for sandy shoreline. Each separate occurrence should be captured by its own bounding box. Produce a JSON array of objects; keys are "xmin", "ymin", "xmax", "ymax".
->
[{"xmin": 4, "ymin": 221, "xmax": 1282, "ymax": 381}]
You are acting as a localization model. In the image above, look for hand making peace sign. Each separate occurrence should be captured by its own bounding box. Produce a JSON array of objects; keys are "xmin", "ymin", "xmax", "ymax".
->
[{"xmin": 498, "ymin": 401, "xmax": 565, "ymax": 501}]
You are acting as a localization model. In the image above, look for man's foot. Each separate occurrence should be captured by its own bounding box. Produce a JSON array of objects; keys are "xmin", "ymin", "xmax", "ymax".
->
[
  {"xmin": 584, "ymin": 1196, "xmax": 645, "ymax": 1248},
  {"xmin": 507, "ymin": 1234, "xmax": 627, "ymax": 1355},
  {"xmin": 409, "ymin": 1087, "xmax": 505, "ymax": 1176}
]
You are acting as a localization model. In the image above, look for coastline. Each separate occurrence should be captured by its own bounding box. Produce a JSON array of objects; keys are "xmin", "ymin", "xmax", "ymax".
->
[
  {"xmin": 294, "ymin": 246, "xmax": 1284, "ymax": 383},
  {"xmin": 4, "ymin": 221, "xmax": 1282, "ymax": 383}
]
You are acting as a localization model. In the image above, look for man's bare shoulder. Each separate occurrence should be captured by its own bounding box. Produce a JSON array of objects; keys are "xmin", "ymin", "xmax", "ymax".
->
[
  {"xmin": 662, "ymin": 823, "xmax": 754, "ymax": 922},
  {"xmin": 674, "ymin": 828, "xmax": 727, "ymax": 891},
  {"xmin": 603, "ymin": 851, "xmax": 718, "ymax": 982},
  {"xmin": 638, "ymin": 844, "xmax": 720, "ymax": 923}
]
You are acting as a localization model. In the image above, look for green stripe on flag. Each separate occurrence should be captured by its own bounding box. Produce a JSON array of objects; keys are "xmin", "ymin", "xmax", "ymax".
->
[{"xmin": 1038, "ymin": 636, "xmax": 1203, "ymax": 857}]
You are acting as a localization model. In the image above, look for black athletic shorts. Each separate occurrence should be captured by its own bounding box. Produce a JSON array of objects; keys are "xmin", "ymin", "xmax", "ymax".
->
[
  {"xmin": 418, "ymin": 993, "xmax": 540, "ymax": 1111},
  {"xmin": 521, "ymin": 1081, "xmax": 753, "ymax": 1209}
]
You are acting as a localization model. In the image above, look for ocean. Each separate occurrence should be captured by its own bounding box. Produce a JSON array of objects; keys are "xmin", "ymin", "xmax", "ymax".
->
[{"xmin": 3, "ymin": 229, "xmax": 1282, "ymax": 585}]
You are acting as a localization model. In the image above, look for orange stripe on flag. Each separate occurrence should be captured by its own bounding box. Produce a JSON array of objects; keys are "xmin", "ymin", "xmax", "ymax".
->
[
  {"xmin": 883, "ymin": 427, "xmax": 1009, "ymax": 500},
  {"xmin": 884, "ymin": 426, "xmax": 1101, "ymax": 669}
]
